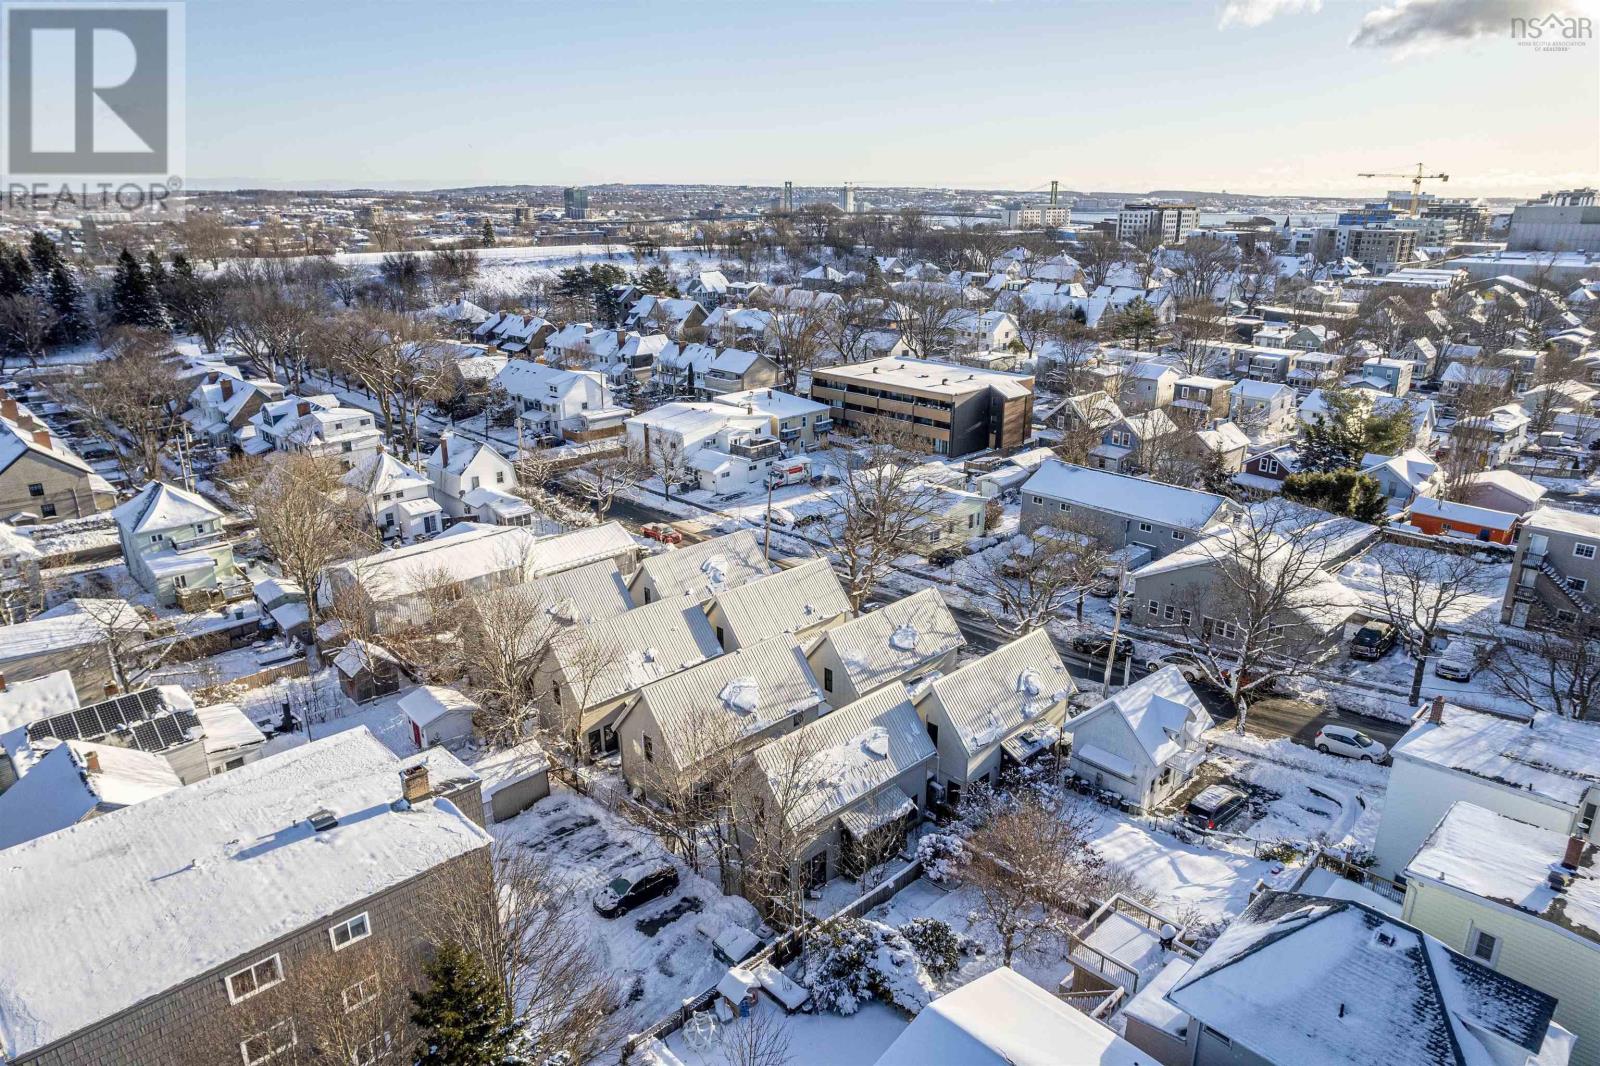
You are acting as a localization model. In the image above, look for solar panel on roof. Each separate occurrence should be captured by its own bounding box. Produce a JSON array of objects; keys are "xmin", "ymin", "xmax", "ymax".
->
[
  {"xmin": 153, "ymin": 716, "xmax": 185, "ymax": 747},
  {"xmin": 129, "ymin": 721, "xmax": 161, "ymax": 752}
]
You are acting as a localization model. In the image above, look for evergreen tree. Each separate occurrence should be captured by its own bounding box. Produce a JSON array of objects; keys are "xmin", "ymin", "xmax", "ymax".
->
[
  {"xmin": 411, "ymin": 944, "xmax": 528, "ymax": 1066},
  {"xmin": 109, "ymin": 248, "xmax": 170, "ymax": 330},
  {"xmin": 1282, "ymin": 470, "xmax": 1387, "ymax": 522},
  {"xmin": 862, "ymin": 256, "xmax": 885, "ymax": 294},
  {"xmin": 170, "ymin": 252, "xmax": 196, "ymax": 280},
  {"xmin": 1299, "ymin": 414, "xmax": 1363, "ymax": 472},
  {"xmin": 481, "ymin": 219, "xmax": 496, "ymax": 247},
  {"xmin": 0, "ymin": 243, "xmax": 31, "ymax": 299},
  {"xmin": 637, "ymin": 265, "xmax": 671, "ymax": 295},
  {"xmin": 144, "ymin": 250, "xmax": 169, "ymax": 287},
  {"xmin": 1347, "ymin": 473, "xmax": 1387, "ymax": 524},
  {"xmin": 26, "ymin": 230, "xmax": 62, "ymax": 276},
  {"xmin": 44, "ymin": 263, "xmax": 91, "ymax": 345}
]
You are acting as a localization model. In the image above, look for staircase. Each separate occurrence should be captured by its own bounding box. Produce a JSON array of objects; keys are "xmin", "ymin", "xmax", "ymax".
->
[{"xmin": 1534, "ymin": 556, "xmax": 1595, "ymax": 615}]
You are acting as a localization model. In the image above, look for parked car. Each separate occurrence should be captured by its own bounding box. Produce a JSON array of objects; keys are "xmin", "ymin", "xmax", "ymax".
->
[
  {"xmin": 640, "ymin": 522, "xmax": 683, "ymax": 545},
  {"xmin": 1349, "ymin": 621, "xmax": 1397, "ymax": 661},
  {"xmin": 1184, "ymin": 785, "xmax": 1248, "ymax": 831},
  {"xmin": 1072, "ymin": 633, "xmax": 1135, "ymax": 661},
  {"xmin": 1433, "ymin": 639, "xmax": 1480, "ymax": 681},
  {"xmin": 1314, "ymin": 724, "xmax": 1388, "ymax": 763},
  {"xmin": 593, "ymin": 865, "xmax": 680, "ymax": 919}
]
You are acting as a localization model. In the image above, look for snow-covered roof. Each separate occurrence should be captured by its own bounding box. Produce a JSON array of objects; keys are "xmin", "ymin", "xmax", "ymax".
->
[
  {"xmin": 817, "ymin": 588, "xmax": 965, "ymax": 696},
  {"xmin": 1409, "ymin": 495, "xmax": 1516, "ymax": 531},
  {"xmin": 1390, "ymin": 703, "xmax": 1600, "ymax": 808},
  {"xmin": 631, "ymin": 530, "xmax": 775, "ymax": 603},
  {"xmin": 0, "ymin": 522, "xmax": 41, "ymax": 561},
  {"xmin": 1065, "ymin": 666, "xmax": 1208, "ymax": 769},
  {"xmin": 1522, "ymin": 505, "xmax": 1600, "ymax": 539},
  {"xmin": 111, "ymin": 480, "xmax": 221, "ymax": 534},
  {"xmin": 629, "ymin": 638, "xmax": 825, "ymax": 776},
  {"xmin": 713, "ymin": 388, "xmax": 828, "ymax": 420},
  {"xmin": 469, "ymin": 739, "xmax": 548, "ymax": 800},
  {"xmin": 194, "ymin": 702, "xmax": 267, "ymax": 760},
  {"xmin": 398, "ymin": 685, "xmax": 479, "ymax": 729},
  {"xmin": 483, "ymin": 559, "xmax": 635, "ymax": 631},
  {"xmin": 0, "ymin": 739, "xmax": 182, "ymax": 850},
  {"xmin": 1465, "ymin": 469, "xmax": 1546, "ymax": 509},
  {"xmin": 340, "ymin": 451, "xmax": 430, "ymax": 498},
  {"xmin": 1024, "ymin": 460, "xmax": 1232, "ymax": 531},
  {"xmin": 752, "ymin": 681, "xmax": 933, "ymax": 833},
  {"xmin": 0, "ymin": 413, "xmax": 95, "ymax": 479},
  {"xmin": 709, "ymin": 560, "xmax": 851, "ymax": 646},
  {"xmin": 548, "ymin": 597, "xmax": 722, "ymax": 712},
  {"xmin": 1362, "ymin": 448, "xmax": 1439, "ymax": 489},
  {"xmin": 332, "ymin": 638, "xmax": 398, "ymax": 678},
  {"xmin": 1168, "ymin": 890, "xmax": 1563, "ymax": 1066},
  {"xmin": 1407, "ymin": 801, "xmax": 1600, "ymax": 944},
  {"xmin": 875, "ymin": 966, "xmax": 1148, "ymax": 1066},
  {"xmin": 0, "ymin": 670, "xmax": 79, "ymax": 736},
  {"xmin": 0, "ymin": 728, "xmax": 491, "ymax": 1059},
  {"xmin": 813, "ymin": 357, "xmax": 1033, "ymax": 398},
  {"xmin": 918, "ymin": 631, "xmax": 1075, "ymax": 758}
]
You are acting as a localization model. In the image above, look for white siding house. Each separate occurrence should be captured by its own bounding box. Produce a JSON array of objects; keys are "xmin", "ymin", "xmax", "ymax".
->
[{"xmin": 1062, "ymin": 667, "xmax": 1209, "ymax": 811}]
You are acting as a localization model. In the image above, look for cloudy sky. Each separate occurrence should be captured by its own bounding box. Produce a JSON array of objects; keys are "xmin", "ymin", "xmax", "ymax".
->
[{"xmin": 188, "ymin": 0, "xmax": 1598, "ymax": 197}]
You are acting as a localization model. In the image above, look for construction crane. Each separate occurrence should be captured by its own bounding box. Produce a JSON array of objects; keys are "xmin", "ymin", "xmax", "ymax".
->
[{"xmin": 1356, "ymin": 163, "xmax": 1449, "ymax": 217}]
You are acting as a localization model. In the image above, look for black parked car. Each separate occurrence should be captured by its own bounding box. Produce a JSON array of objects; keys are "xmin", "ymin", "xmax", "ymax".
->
[
  {"xmin": 1349, "ymin": 621, "xmax": 1397, "ymax": 661},
  {"xmin": 1072, "ymin": 633, "xmax": 1135, "ymax": 661},
  {"xmin": 593, "ymin": 865, "xmax": 679, "ymax": 919},
  {"xmin": 1184, "ymin": 785, "xmax": 1249, "ymax": 832}
]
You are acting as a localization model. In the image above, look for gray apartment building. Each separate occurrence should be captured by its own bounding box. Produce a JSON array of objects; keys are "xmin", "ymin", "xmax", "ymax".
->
[
  {"xmin": 0, "ymin": 728, "xmax": 491, "ymax": 1066},
  {"xmin": 809, "ymin": 357, "xmax": 1034, "ymax": 457},
  {"xmin": 1502, "ymin": 505, "xmax": 1600, "ymax": 628},
  {"xmin": 1020, "ymin": 459, "xmax": 1236, "ymax": 560}
]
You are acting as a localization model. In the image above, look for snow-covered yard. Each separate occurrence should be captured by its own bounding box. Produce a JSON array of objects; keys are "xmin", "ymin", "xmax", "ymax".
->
[{"xmin": 658, "ymin": 1002, "xmax": 908, "ymax": 1066}]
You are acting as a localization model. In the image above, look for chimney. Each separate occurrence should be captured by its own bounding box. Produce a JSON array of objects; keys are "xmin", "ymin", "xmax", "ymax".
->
[
  {"xmin": 296, "ymin": 401, "xmax": 311, "ymax": 417},
  {"xmin": 0, "ymin": 672, "xmax": 6, "ymax": 692},
  {"xmin": 1564, "ymin": 834, "xmax": 1586, "ymax": 872},
  {"xmin": 104, "ymin": 682, "xmax": 118, "ymax": 697},
  {"xmin": 400, "ymin": 764, "xmax": 430, "ymax": 804},
  {"xmin": 220, "ymin": 377, "xmax": 233, "ymax": 401},
  {"xmin": 0, "ymin": 398, "xmax": 15, "ymax": 420},
  {"xmin": 32, "ymin": 429, "xmax": 50, "ymax": 448},
  {"xmin": 438, "ymin": 435, "xmax": 449, "ymax": 467},
  {"xmin": 82, "ymin": 749, "xmax": 100, "ymax": 773},
  {"xmin": 1427, "ymin": 695, "xmax": 1445, "ymax": 724}
]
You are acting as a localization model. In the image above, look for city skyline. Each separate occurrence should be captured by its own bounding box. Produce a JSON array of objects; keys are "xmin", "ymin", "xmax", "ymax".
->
[{"xmin": 187, "ymin": 0, "xmax": 1598, "ymax": 198}]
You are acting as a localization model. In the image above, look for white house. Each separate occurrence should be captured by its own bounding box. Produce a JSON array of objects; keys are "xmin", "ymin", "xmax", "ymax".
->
[
  {"xmin": 113, "ymin": 482, "xmax": 238, "ymax": 607},
  {"xmin": 713, "ymin": 388, "xmax": 832, "ymax": 448},
  {"xmin": 341, "ymin": 451, "xmax": 443, "ymax": 541},
  {"xmin": 1228, "ymin": 380, "xmax": 1297, "ymax": 439},
  {"xmin": 1372, "ymin": 699, "xmax": 1600, "ymax": 878},
  {"xmin": 624, "ymin": 402, "xmax": 771, "ymax": 482},
  {"xmin": 423, "ymin": 432, "xmax": 533, "ymax": 526},
  {"xmin": 397, "ymin": 685, "xmax": 477, "ymax": 751},
  {"xmin": 491, "ymin": 361, "xmax": 627, "ymax": 443},
  {"xmin": 256, "ymin": 397, "xmax": 382, "ymax": 471},
  {"xmin": 1062, "ymin": 667, "xmax": 1209, "ymax": 811}
]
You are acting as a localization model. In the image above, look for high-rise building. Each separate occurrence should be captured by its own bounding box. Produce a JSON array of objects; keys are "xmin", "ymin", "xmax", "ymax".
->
[
  {"xmin": 1115, "ymin": 202, "xmax": 1197, "ymax": 244},
  {"xmin": 839, "ymin": 182, "xmax": 855, "ymax": 213},
  {"xmin": 1001, "ymin": 202, "xmax": 1071, "ymax": 229},
  {"xmin": 563, "ymin": 186, "xmax": 589, "ymax": 220},
  {"xmin": 1421, "ymin": 199, "xmax": 1490, "ymax": 241},
  {"xmin": 782, "ymin": 181, "xmax": 794, "ymax": 213}
]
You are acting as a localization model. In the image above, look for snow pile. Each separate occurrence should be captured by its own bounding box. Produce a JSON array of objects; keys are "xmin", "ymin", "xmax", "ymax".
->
[
  {"xmin": 719, "ymin": 677, "xmax": 760, "ymax": 715},
  {"xmin": 1015, "ymin": 668, "xmax": 1043, "ymax": 699},
  {"xmin": 699, "ymin": 554, "xmax": 729, "ymax": 586},
  {"xmin": 915, "ymin": 832, "xmax": 968, "ymax": 885},
  {"xmin": 964, "ymin": 710, "xmax": 1007, "ymax": 750},
  {"xmin": 801, "ymin": 725, "xmax": 891, "ymax": 793},
  {"xmin": 889, "ymin": 624, "xmax": 920, "ymax": 652},
  {"xmin": 861, "ymin": 726, "xmax": 890, "ymax": 758}
]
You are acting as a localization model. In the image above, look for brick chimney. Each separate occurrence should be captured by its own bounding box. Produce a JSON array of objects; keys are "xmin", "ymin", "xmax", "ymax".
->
[
  {"xmin": 0, "ymin": 398, "xmax": 15, "ymax": 420},
  {"xmin": 1564, "ymin": 834, "xmax": 1586, "ymax": 871},
  {"xmin": 82, "ymin": 748, "xmax": 100, "ymax": 773},
  {"xmin": 0, "ymin": 671, "xmax": 7, "ymax": 692},
  {"xmin": 400, "ymin": 764, "xmax": 430, "ymax": 804},
  {"xmin": 1427, "ymin": 695, "xmax": 1445, "ymax": 724},
  {"xmin": 104, "ymin": 682, "xmax": 118, "ymax": 697},
  {"xmin": 438, "ymin": 435, "xmax": 449, "ymax": 467},
  {"xmin": 296, "ymin": 401, "xmax": 311, "ymax": 417},
  {"xmin": 220, "ymin": 378, "xmax": 233, "ymax": 401},
  {"xmin": 31, "ymin": 429, "xmax": 50, "ymax": 448}
]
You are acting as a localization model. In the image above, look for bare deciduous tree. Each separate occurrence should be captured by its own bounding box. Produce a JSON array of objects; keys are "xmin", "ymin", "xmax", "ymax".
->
[
  {"xmin": 975, "ymin": 525, "xmax": 1110, "ymax": 634},
  {"xmin": 1488, "ymin": 615, "xmax": 1600, "ymax": 722},
  {"xmin": 1372, "ymin": 544, "xmax": 1493, "ymax": 703},
  {"xmin": 60, "ymin": 328, "xmax": 190, "ymax": 483},
  {"xmin": 821, "ymin": 436, "xmax": 943, "ymax": 610}
]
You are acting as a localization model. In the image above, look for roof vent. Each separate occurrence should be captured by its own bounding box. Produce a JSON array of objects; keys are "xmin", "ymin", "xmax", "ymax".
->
[{"xmin": 307, "ymin": 808, "xmax": 339, "ymax": 832}]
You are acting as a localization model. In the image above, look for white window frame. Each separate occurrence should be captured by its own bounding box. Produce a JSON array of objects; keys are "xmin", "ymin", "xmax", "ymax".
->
[
  {"xmin": 1570, "ymin": 577, "xmax": 1589, "ymax": 593},
  {"xmin": 240, "ymin": 1019, "xmax": 296, "ymax": 1065},
  {"xmin": 225, "ymin": 954, "xmax": 284, "ymax": 1004},
  {"xmin": 351, "ymin": 1032, "xmax": 393, "ymax": 1066},
  {"xmin": 342, "ymin": 972, "xmax": 380, "ymax": 1013},
  {"xmin": 329, "ymin": 912, "xmax": 372, "ymax": 951},
  {"xmin": 1577, "ymin": 542, "xmax": 1598, "ymax": 560},
  {"xmin": 1467, "ymin": 925, "xmax": 1501, "ymax": 967},
  {"xmin": 1138, "ymin": 521, "xmax": 1154, "ymax": 533}
]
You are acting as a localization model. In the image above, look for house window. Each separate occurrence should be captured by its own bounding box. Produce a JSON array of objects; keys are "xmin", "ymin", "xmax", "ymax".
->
[
  {"xmin": 1468, "ymin": 927, "xmax": 1500, "ymax": 966},
  {"xmin": 1558, "ymin": 608, "xmax": 1580, "ymax": 623},
  {"xmin": 351, "ymin": 1033, "xmax": 393, "ymax": 1066},
  {"xmin": 642, "ymin": 734, "xmax": 654, "ymax": 763},
  {"xmin": 1180, "ymin": 609, "xmax": 1193, "ymax": 627},
  {"xmin": 1031, "ymin": 496, "xmax": 1043, "ymax": 505},
  {"xmin": 342, "ymin": 441, "xmax": 353, "ymax": 453},
  {"xmin": 1577, "ymin": 543, "xmax": 1597, "ymax": 560},
  {"xmin": 1138, "ymin": 522, "xmax": 1153, "ymax": 533},
  {"xmin": 26, "ymin": 483, "xmax": 43, "ymax": 497},
  {"xmin": 342, "ymin": 973, "xmax": 380, "ymax": 1013},
  {"xmin": 1570, "ymin": 578, "xmax": 1588, "ymax": 593},
  {"xmin": 495, "ymin": 471, "xmax": 505, "ymax": 484},
  {"xmin": 225, "ymin": 955, "xmax": 284, "ymax": 1004},
  {"xmin": 823, "ymin": 667, "xmax": 834, "ymax": 693},
  {"xmin": 1147, "ymin": 599, "xmax": 1159, "ymax": 616},
  {"xmin": 1172, "ymin": 530, "xmax": 1185, "ymax": 541},
  {"xmin": 1579, "ymin": 802, "xmax": 1597, "ymax": 834},
  {"xmin": 1059, "ymin": 502, "xmax": 1069, "ymax": 511},
  {"xmin": 1162, "ymin": 604, "xmax": 1176, "ymax": 621},
  {"xmin": 1262, "ymin": 457, "xmax": 1280, "ymax": 475},
  {"xmin": 240, "ymin": 1019, "xmax": 296, "ymax": 1065},
  {"xmin": 40, "ymin": 502, "xmax": 56, "ymax": 518},
  {"xmin": 329, "ymin": 912, "xmax": 371, "ymax": 950},
  {"xmin": 1200, "ymin": 1025, "xmax": 1233, "ymax": 1049}
]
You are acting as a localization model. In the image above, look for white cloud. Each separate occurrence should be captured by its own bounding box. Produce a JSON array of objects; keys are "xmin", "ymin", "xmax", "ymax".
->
[
  {"xmin": 1218, "ymin": 0, "xmax": 1324, "ymax": 28},
  {"xmin": 1350, "ymin": 0, "xmax": 1586, "ymax": 51}
]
